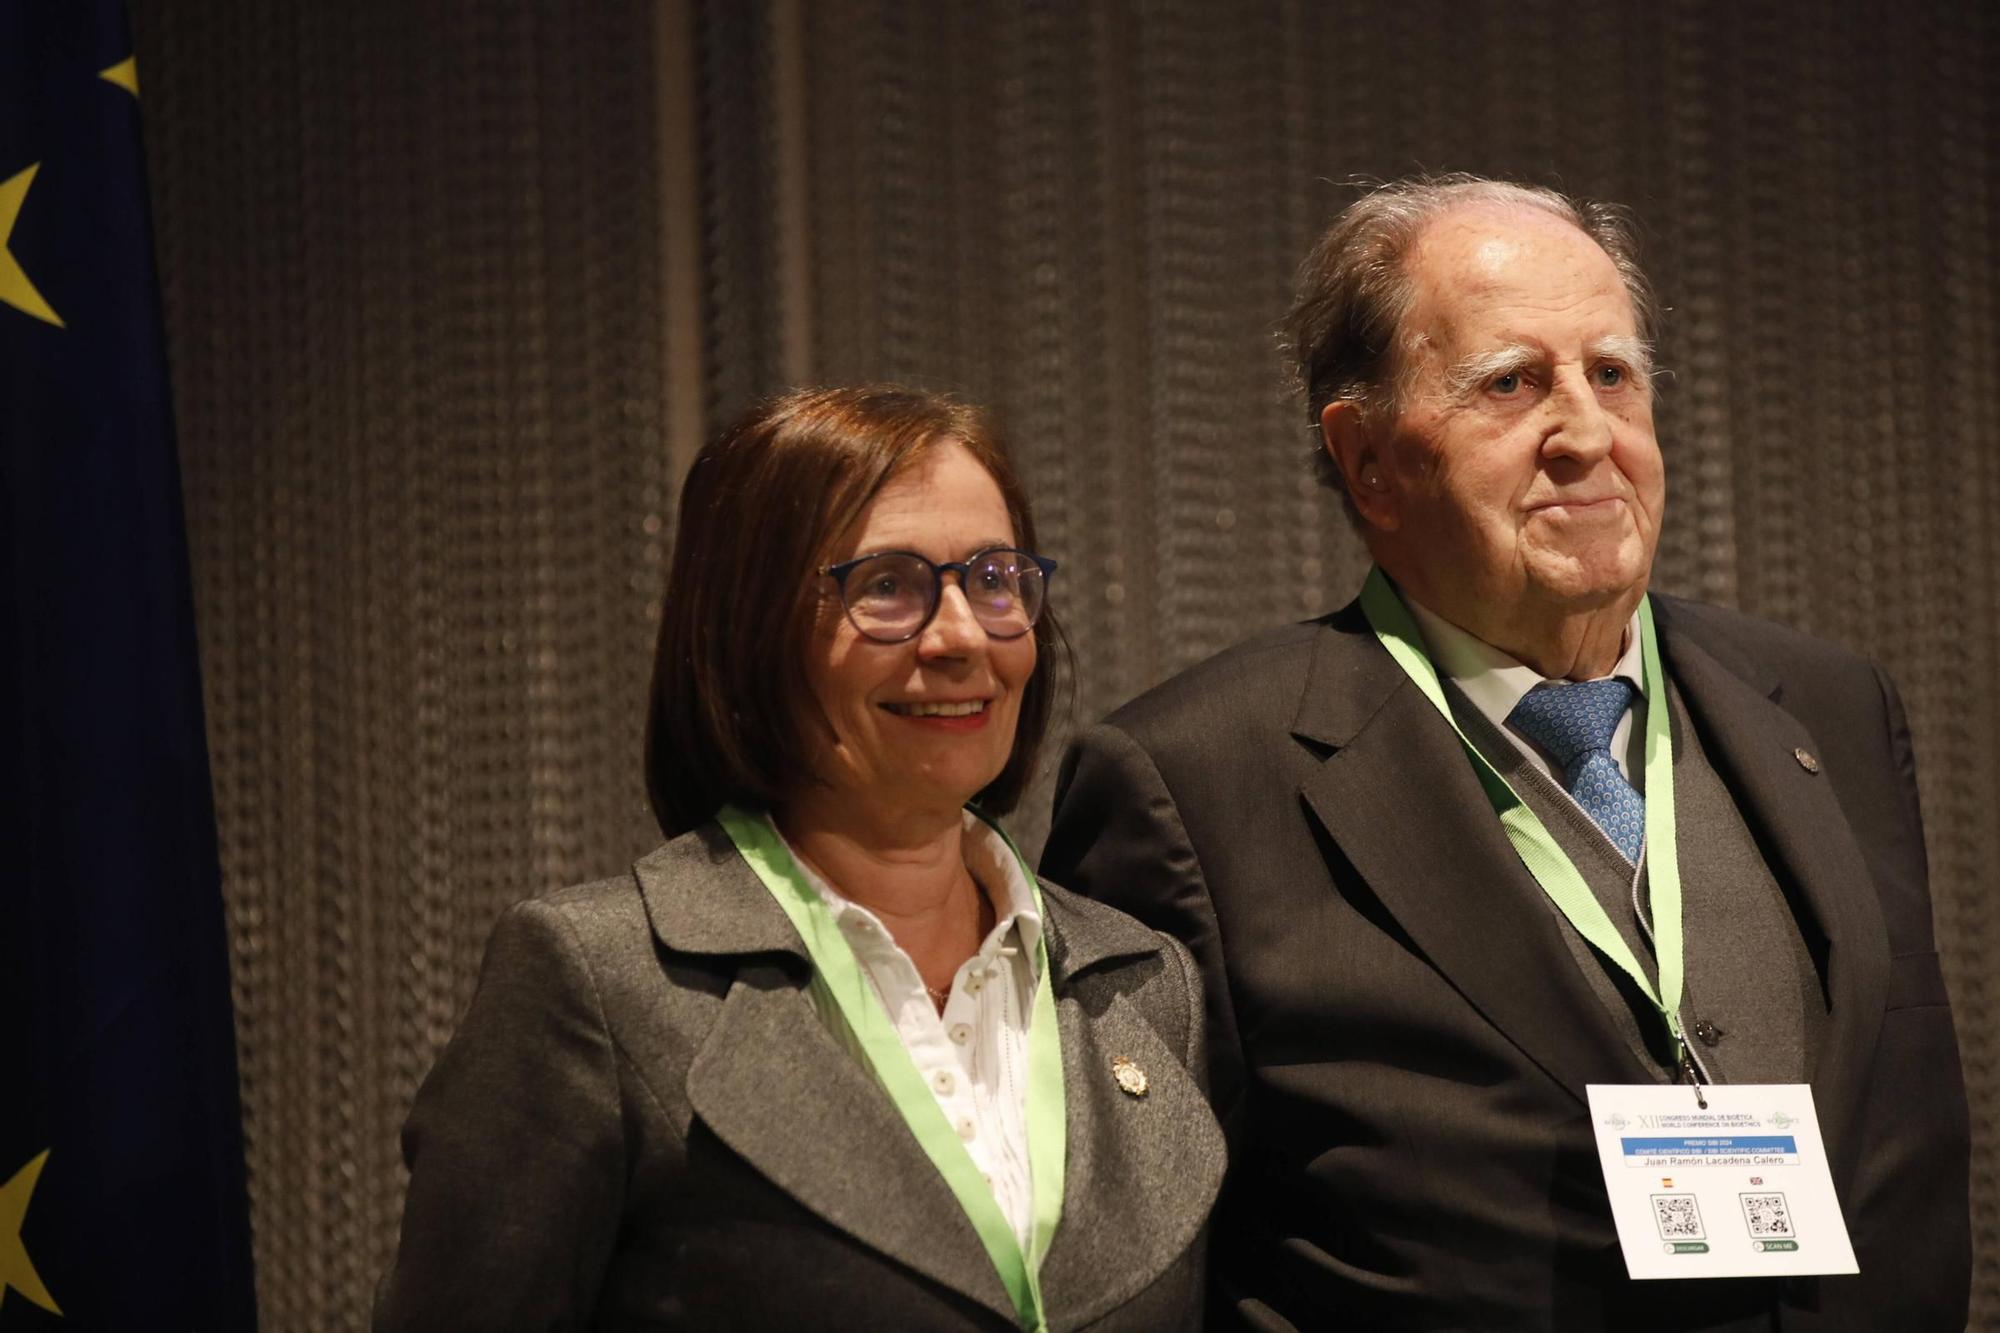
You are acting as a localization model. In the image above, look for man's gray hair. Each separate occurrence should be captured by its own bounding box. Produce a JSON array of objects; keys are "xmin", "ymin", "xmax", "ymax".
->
[{"xmin": 1284, "ymin": 174, "xmax": 1661, "ymax": 492}]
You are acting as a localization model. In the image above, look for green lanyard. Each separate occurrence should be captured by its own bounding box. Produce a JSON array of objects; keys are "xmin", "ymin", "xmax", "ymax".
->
[
  {"xmin": 716, "ymin": 804, "xmax": 1068, "ymax": 1332},
  {"xmin": 1357, "ymin": 568, "xmax": 1688, "ymax": 1070}
]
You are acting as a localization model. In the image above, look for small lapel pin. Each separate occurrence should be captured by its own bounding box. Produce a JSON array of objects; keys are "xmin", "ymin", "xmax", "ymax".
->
[
  {"xmin": 1110, "ymin": 1056, "xmax": 1148, "ymax": 1098},
  {"xmin": 1793, "ymin": 748, "xmax": 1821, "ymax": 774}
]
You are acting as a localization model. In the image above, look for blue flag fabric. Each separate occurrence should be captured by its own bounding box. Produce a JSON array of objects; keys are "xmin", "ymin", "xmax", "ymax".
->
[{"xmin": 2, "ymin": 1, "xmax": 258, "ymax": 1328}]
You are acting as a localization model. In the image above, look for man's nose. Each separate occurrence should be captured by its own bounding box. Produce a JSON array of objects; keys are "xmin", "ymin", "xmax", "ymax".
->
[
  {"xmin": 918, "ymin": 579, "xmax": 986, "ymax": 657},
  {"xmin": 1543, "ymin": 369, "xmax": 1615, "ymax": 461}
]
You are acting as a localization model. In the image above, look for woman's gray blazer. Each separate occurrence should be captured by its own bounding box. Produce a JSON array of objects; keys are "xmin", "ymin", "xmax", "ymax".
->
[{"xmin": 375, "ymin": 820, "xmax": 1226, "ymax": 1331}]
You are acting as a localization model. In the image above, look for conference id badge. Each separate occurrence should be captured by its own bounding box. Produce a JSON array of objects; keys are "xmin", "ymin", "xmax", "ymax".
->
[{"xmin": 1585, "ymin": 1083, "xmax": 1858, "ymax": 1280}]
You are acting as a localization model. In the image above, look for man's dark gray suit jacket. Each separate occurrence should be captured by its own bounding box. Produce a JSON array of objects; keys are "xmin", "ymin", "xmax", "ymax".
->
[
  {"xmin": 1041, "ymin": 593, "xmax": 1970, "ymax": 1330},
  {"xmin": 375, "ymin": 822, "xmax": 1225, "ymax": 1331}
]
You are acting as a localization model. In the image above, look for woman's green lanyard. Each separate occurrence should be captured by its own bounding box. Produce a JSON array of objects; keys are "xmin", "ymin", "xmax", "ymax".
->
[
  {"xmin": 716, "ymin": 804, "xmax": 1067, "ymax": 1332},
  {"xmin": 1357, "ymin": 567, "xmax": 1690, "ymax": 1074}
]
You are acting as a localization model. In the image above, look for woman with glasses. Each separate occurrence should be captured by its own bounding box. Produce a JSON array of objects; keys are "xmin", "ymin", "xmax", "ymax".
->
[{"xmin": 376, "ymin": 386, "xmax": 1223, "ymax": 1331}]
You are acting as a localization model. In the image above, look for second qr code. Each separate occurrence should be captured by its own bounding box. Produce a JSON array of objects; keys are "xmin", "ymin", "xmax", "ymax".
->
[{"xmin": 1740, "ymin": 1192, "xmax": 1794, "ymax": 1238}]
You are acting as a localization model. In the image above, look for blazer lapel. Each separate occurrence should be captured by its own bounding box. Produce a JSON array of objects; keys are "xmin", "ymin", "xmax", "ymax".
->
[
  {"xmin": 1291, "ymin": 604, "xmax": 1657, "ymax": 1104},
  {"xmin": 638, "ymin": 829, "xmax": 1018, "ymax": 1324},
  {"xmin": 685, "ymin": 970, "xmax": 1019, "ymax": 1322},
  {"xmin": 1035, "ymin": 897, "xmax": 1226, "ymax": 1330},
  {"xmin": 1652, "ymin": 604, "xmax": 1890, "ymax": 1194}
]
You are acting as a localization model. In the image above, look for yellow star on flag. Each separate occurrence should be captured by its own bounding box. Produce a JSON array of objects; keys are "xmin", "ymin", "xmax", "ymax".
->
[
  {"xmin": 1, "ymin": 163, "xmax": 66, "ymax": 328},
  {"xmin": 99, "ymin": 56, "xmax": 140, "ymax": 97},
  {"xmin": 0, "ymin": 1149, "xmax": 62, "ymax": 1316}
]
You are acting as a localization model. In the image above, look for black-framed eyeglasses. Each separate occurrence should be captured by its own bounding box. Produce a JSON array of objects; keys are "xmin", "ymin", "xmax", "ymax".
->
[{"xmin": 820, "ymin": 546, "xmax": 1058, "ymax": 644}]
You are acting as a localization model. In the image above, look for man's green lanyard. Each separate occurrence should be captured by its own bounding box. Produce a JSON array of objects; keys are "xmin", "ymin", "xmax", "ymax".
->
[
  {"xmin": 716, "ymin": 804, "xmax": 1067, "ymax": 1332},
  {"xmin": 1357, "ymin": 567, "xmax": 1689, "ymax": 1072}
]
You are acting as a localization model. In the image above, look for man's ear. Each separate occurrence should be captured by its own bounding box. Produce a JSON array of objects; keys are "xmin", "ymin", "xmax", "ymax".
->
[{"xmin": 1319, "ymin": 400, "xmax": 1399, "ymax": 532}]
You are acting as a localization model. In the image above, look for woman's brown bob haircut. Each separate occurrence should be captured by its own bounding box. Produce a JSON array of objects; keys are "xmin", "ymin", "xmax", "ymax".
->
[{"xmin": 645, "ymin": 385, "xmax": 1068, "ymax": 839}]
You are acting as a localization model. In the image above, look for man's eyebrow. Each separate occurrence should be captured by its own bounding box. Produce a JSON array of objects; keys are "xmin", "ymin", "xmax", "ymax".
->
[
  {"xmin": 1441, "ymin": 342, "xmax": 1539, "ymax": 399},
  {"xmin": 1440, "ymin": 335, "xmax": 1658, "ymax": 400},
  {"xmin": 1588, "ymin": 334, "xmax": 1655, "ymax": 378}
]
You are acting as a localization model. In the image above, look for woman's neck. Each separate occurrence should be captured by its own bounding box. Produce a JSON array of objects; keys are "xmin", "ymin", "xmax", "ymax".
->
[{"xmin": 775, "ymin": 799, "xmax": 991, "ymax": 992}]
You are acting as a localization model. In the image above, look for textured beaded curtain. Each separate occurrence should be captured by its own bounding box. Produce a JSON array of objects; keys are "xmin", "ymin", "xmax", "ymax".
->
[
  {"xmin": 132, "ymin": 3, "xmax": 676, "ymax": 1325},
  {"xmin": 132, "ymin": 0, "xmax": 1994, "ymax": 1326}
]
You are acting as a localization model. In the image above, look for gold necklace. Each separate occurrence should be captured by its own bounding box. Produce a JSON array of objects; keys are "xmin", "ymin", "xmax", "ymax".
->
[{"xmin": 926, "ymin": 872, "xmax": 995, "ymax": 1015}]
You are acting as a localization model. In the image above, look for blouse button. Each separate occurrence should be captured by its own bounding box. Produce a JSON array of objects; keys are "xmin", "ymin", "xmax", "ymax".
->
[
  {"xmin": 948, "ymin": 1022, "xmax": 972, "ymax": 1045},
  {"xmin": 932, "ymin": 1070, "xmax": 956, "ymax": 1096},
  {"xmin": 955, "ymin": 1117, "xmax": 977, "ymax": 1141}
]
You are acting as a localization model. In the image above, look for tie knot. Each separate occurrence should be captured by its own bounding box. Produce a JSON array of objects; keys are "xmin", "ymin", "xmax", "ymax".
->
[{"xmin": 1506, "ymin": 678, "xmax": 1635, "ymax": 770}]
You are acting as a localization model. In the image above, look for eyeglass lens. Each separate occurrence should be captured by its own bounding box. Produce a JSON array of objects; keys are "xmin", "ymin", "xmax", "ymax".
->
[{"xmin": 840, "ymin": 550, "xmax": 1045, "ymax": 641}]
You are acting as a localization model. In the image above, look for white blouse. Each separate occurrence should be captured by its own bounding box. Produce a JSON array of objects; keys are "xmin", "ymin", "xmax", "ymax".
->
[{"xmin": 771, "ymin": 811, "xmax": 1044, "ymax": 1248}]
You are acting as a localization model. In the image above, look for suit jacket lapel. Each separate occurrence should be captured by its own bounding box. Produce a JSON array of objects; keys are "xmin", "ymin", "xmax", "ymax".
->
[
  {"xmin": 1652, "ymin": 601, "xmax": 1890, "ymax": 1193},
  {"xmin": 1291, "ymin": 604, "xmax": 1656, "ymax": 1105},
  {"xmin": 638, "ymin": 830, "xmax": 1018, "ymax": 1324},
  {"xmin": 685, "ymin": 968, "xmax": 1019, "ymax": 1322},
  {"xmin": 1036, "ymin": 895, "xmax": 1226, "ymax": 1329},
  {"xmin": 639, "ymin": 829, "xmax": 1224, "ymax": 1327}
]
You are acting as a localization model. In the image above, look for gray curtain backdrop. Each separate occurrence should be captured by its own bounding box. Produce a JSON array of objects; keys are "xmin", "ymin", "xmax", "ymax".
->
[{"xmin": 130, "ymin": 1, "xmax": 1995, "ymax": 1326}]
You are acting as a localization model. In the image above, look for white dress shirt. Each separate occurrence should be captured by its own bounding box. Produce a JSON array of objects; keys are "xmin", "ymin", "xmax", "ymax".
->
[
  {"xmin": 772, "ymin": 811, "xmax": 1044, "ymax": 1248},
  {"xmin": 1403, "ymin": 597, "xmax": 1648, "ymax": 791}
]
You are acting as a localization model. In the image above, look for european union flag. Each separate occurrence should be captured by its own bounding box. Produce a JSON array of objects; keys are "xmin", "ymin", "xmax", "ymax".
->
[{"xmin": 2, "ymin": 1, "xmax": 258, "ymax": 1328}]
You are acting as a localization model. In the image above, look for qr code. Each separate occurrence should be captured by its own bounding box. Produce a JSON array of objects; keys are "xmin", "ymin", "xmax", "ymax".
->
[
  {"xmin": 1740, "ymin": 1192, "xmax": 1794, "ymax": 1237},
  {"xmin": 1651, "ymin": 1194, "xmax": 1705, "ymax": 1240}
]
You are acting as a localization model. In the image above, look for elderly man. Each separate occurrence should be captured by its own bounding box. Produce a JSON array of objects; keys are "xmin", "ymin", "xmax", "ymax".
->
[{"xmin": 1042, "ymin": 176, "xmax": 1970, "ymax": 1330}]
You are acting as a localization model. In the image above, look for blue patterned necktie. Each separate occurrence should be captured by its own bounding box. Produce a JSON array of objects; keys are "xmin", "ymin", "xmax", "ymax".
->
[{"xmin": 1506, "ymin": 678, "xmax": 1645, "ymax": 862}]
